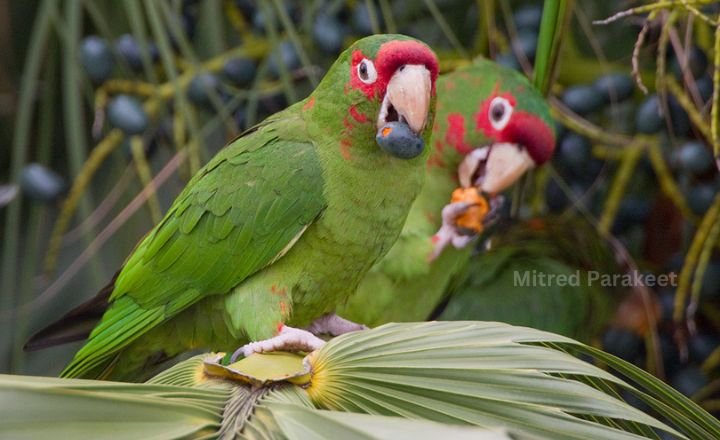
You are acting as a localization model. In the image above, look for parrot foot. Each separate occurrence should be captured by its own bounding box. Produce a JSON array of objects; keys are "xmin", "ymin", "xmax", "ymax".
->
[
  {"xmin": 429, "ymin": 201, "xmax": 477, "ymax": 261},
  {"xmin": 306, "ymin": 313, "xmax": 368, "ymax": 336},
  {"xmin": 231, "ymin": 325, "xmax": 326, "ymax": 361},
  {"xmin": 429, "ymin": 195, "xmax": 504, "ymax": 261}
]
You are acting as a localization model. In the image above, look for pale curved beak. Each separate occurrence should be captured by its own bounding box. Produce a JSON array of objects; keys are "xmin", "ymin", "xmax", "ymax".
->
[
  {"xmin": 377, "ymin": 64, "xmax": 432, "ymax": 134},
  {"xmin": 459, "ymin": 143, "xmax": 536, "ymax": 195}
]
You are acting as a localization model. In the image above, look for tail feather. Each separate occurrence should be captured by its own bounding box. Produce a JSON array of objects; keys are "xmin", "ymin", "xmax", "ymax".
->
[
  {"xmin": 60, "ymin": 352, "xmax": 119, "ymax": 379},
  {"xmin": 24, "ymin": 274, "xmax": 116, "ymax": 351}
]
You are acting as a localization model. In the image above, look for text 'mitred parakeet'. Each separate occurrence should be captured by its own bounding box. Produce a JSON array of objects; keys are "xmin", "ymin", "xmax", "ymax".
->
[
  {"xmin": 339, "ymin": 57, "xmax": 555, "ymax": 326},
  {"xmin": 26, "ymin": 34, "xmax": 439, "ymax": 380}
]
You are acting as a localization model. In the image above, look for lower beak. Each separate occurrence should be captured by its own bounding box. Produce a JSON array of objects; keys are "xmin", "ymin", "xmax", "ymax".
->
[
  {"xmin": 459, "ymin": 143, "xmax": 536, "ymax": 195},
  {"xmin": 378, "ymin": 64, "xmax": 432, "ymax": 134}
]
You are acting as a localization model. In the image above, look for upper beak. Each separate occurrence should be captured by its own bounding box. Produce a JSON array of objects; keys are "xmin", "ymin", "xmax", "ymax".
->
[
  {"xmin": 458, "ymin": 143, "xmax": 536, "ymax": 196},
  {"xmin": 378, "ymin": 64, "xmax": 432, "ymax": 134}
]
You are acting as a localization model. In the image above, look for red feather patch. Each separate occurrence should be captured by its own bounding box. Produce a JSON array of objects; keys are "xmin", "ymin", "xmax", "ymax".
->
[
  {"xmin": 475, "ymin": 88, "xmax": 555, "ymax": 164},
  {"xmin": 445, "ymin": 113, "xmax": 473, "ymax": 155},
  {"xmin": 347, "ymin": 40, "xmax": 438, "ymax": 100}
]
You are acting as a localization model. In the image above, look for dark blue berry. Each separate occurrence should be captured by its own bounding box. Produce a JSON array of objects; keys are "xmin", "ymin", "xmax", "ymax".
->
[
  {"xmin": 107, "ymin": 95, "xmax": 149, "ymax": 135},
  {"xmin": 668, "ymin": 96, "xmax": 691, "ymax": 137},
  {"xmin": 689, "ymin": 332, "xmax": 720, "ymax": 363},
  {"xmin": 671, "ymin": 46, "xmax": 709, "ymax": 80},
  {"xmin": 602, "ymin": 328, "xmax": 643, "ymax": 361},
  {"xmin": 80, "ymin": 36, "xmax": 114, "ymax": 84},
  {"xmin": 556, "ymin": 133, "xmax": 591, "ymax": 169},
  {"xmin": 223, "ymin": 58, "xmax": 257, "ymax": 87},
  {"xmin": 612, "ymin": 197, "xmax": 650, "ymax": 234},
  {"xmin": 675, "ymin": 141, "xmax": 713, "ymax": 176},
  {"xmin": 115, "ymin": 34, "xmax": 159, "ymax": 72},
  {"xmin": 636, "ymin": 94, "xmax": 664, "ymax": 134},
  {"xmin": 696, "ymin": 75, "xmax": 713, "ymax": 103},
  {"xmin": 20, "ymin": 164, "xmax": 67, "ymax": 202},
  {"xmin": 562, "ymin": 85, "xmax": 604, "ymax": 115},
  {"xmin": 0, "ymin": 185, "xmax": 18, "ymax": 207},
  {"xmin": 187, "ymin": 72, "xmax": 222, "ymax": 108},
  {"xmin": 513, "ymin": 5, "xmax": 543, "ymax": 31},
  {"xmin": 593, "ymin": 73, "xmax": 634, "ymax": 103},
  {"xmin": 670, "ymin": 366, "xmax": 708, "ymax": 397},
  {"xmin": 685, "ymin": 183, "xmax": 716, "ymax": 215}
]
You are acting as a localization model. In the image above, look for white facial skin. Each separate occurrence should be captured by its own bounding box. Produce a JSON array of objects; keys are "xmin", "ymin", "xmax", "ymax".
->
[{"xmin": 488, "ymin": 96, "xmax": 513, "ymax": 131}]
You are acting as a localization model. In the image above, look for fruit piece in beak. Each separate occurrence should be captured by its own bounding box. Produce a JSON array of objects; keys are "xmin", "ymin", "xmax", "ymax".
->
[
  {"xmin": 458, "ymin": 143, "xmax": 536, "ymax": 195},
  {"xmin": 377, "ymin": 64, "xmax": 431, "ymax": 135}
]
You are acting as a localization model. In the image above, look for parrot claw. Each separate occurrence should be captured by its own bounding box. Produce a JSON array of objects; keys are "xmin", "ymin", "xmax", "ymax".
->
[
  {"xmin": 429, "ymin": 201, "xmax": 476, "ymax": 261},
  {"xmin": 429, "ymin": 195, "xmax": 506, "ymax": 261},
  {"xmin": 306, "ymin": 313, "xmax": 368, "ymax": 336},
  {"xmin": 483, "ymin": 195, "xmax": 506, "ymax": 228},
  {"xmin": 231, "ymin": 326, "xmax": 326, "ymax": 361}
]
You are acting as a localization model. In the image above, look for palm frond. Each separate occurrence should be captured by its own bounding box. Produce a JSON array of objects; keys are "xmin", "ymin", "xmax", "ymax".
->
[
  {"xmin": 4, "ymin": 322, "xmax": 713, "ymax": 439},
  {"xmin": 0, "ymin": 372, "xmax": 224, "ymax": 440},
  {"xmin": 306, "ymin": 321, "xmax": 679, "ymax": 440}
]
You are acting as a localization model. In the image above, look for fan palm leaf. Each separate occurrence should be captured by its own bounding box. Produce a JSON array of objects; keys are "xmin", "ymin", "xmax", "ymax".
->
[{"xmin": 3, "ymin": 322, "xmax": 718, "ymax": 439}]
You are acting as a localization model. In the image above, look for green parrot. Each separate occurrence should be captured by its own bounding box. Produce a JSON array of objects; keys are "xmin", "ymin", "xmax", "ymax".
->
[
  {"xmin": 438, "ymin": 215, "xmax": 619, "ymax": 341},
  {"xmin": 339, "ymin": 57, "xmax": 556, "ymax": 326},
  {"xmin": 26, "ymin": 34, "xmax": 439, "ymax": 380}
]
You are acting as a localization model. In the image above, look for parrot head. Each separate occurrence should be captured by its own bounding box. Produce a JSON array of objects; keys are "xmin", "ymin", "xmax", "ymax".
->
[
  {"xmin": 431, "ymin": 57, "xmax": 555, "ymax": 195},
  {"xmin": 308, "ymin": 34, "xmax": 439, "ymax": 161}
]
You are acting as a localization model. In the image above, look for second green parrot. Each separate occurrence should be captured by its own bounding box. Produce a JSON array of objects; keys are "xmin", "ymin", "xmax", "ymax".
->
[{"xmin": 340, "ymin": 58, "xmax": 556, "ymax": 326}]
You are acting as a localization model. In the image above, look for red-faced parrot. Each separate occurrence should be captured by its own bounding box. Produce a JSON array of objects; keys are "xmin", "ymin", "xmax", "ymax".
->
[
  {"xmin": 26, "ymin": 34, "xmax": 439, "ymax": 381},
  {"xmin": 340, "ymin": 58, "xmax": 556, "ymax": 326}
]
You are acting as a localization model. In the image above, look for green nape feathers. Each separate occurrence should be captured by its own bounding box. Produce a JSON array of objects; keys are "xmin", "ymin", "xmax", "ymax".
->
[
  {"xmin": 340, "ymin": 58, "xmax": 557, "ymax": 327},
  {"xmin": 27, "ymin": 34, "xmax": 439, "ymax": 381}
]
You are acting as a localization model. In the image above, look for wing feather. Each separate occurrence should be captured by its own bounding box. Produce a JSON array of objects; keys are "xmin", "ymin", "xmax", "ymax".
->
[{"xmin": 61, "ymin": 115, "xmax": 327, "ymax": 378}]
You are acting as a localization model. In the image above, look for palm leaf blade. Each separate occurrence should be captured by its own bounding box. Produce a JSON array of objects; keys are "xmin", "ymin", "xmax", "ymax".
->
[
  {"xmin": 307, "ymin": 322, "xmax": 681, "ymax": 439},
  {"xmin": 4, "ymin": 323, "xmax": 718, "ymax": 439},
  {"xmin": 268, "ymin": 403, "xmax": 511, "ymax": 440},
  {"xmin": 572, "ymin": 345, "xmax": 720, "ymax": 439},
  {"xmin": 0, "ymin": 374, "xmax": 223, "ymax": 440}
]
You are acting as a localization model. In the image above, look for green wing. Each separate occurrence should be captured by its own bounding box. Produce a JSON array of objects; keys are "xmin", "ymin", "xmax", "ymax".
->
[{"xmin": 61, "ymin": 115, "xmax": 327, "ymax": 378}]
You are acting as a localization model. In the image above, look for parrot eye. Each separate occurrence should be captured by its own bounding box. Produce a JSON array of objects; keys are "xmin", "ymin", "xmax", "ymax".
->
[
  {"xmin": 488, "ymin": 96, "xmax": 513, "ymax": 130},
  {"xmin": 357, "ymin": 59, "xmax": 377, "ymax": 84}
]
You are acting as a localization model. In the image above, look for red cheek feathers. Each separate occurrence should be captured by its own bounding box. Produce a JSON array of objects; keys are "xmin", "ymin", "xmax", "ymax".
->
[
  {"xmin": 506, "ymin": 113, "xmax": 556, "ymax": 164},
  {"xmin": 475, "ymin": 92, "xmax": 555, "ymax": 165},
  {"xmin": 348, "ymin": 40, "xmax": 439, "ymax": 100},
  {"xmin": 445, "ymin": 113, "xmax": 473, "ymax": 155}
]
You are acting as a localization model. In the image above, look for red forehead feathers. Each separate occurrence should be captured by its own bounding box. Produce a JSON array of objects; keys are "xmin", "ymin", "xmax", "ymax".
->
[
  {"xmin": 349, "ymin": 40, "xmax": 439, "ymax": 99},
  {"xmin": 375, "ymin": 40, "xmax": 439, "ymax": 87}
]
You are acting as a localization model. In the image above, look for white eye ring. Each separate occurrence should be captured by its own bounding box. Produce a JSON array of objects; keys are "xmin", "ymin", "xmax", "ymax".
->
[
  {"xmin": 357, "ymin": 59, "xmax": 377, "ymax": 84},
  {"xmin": 488, "ymin": 96, "xmax": 513, "ymax": 130}
]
